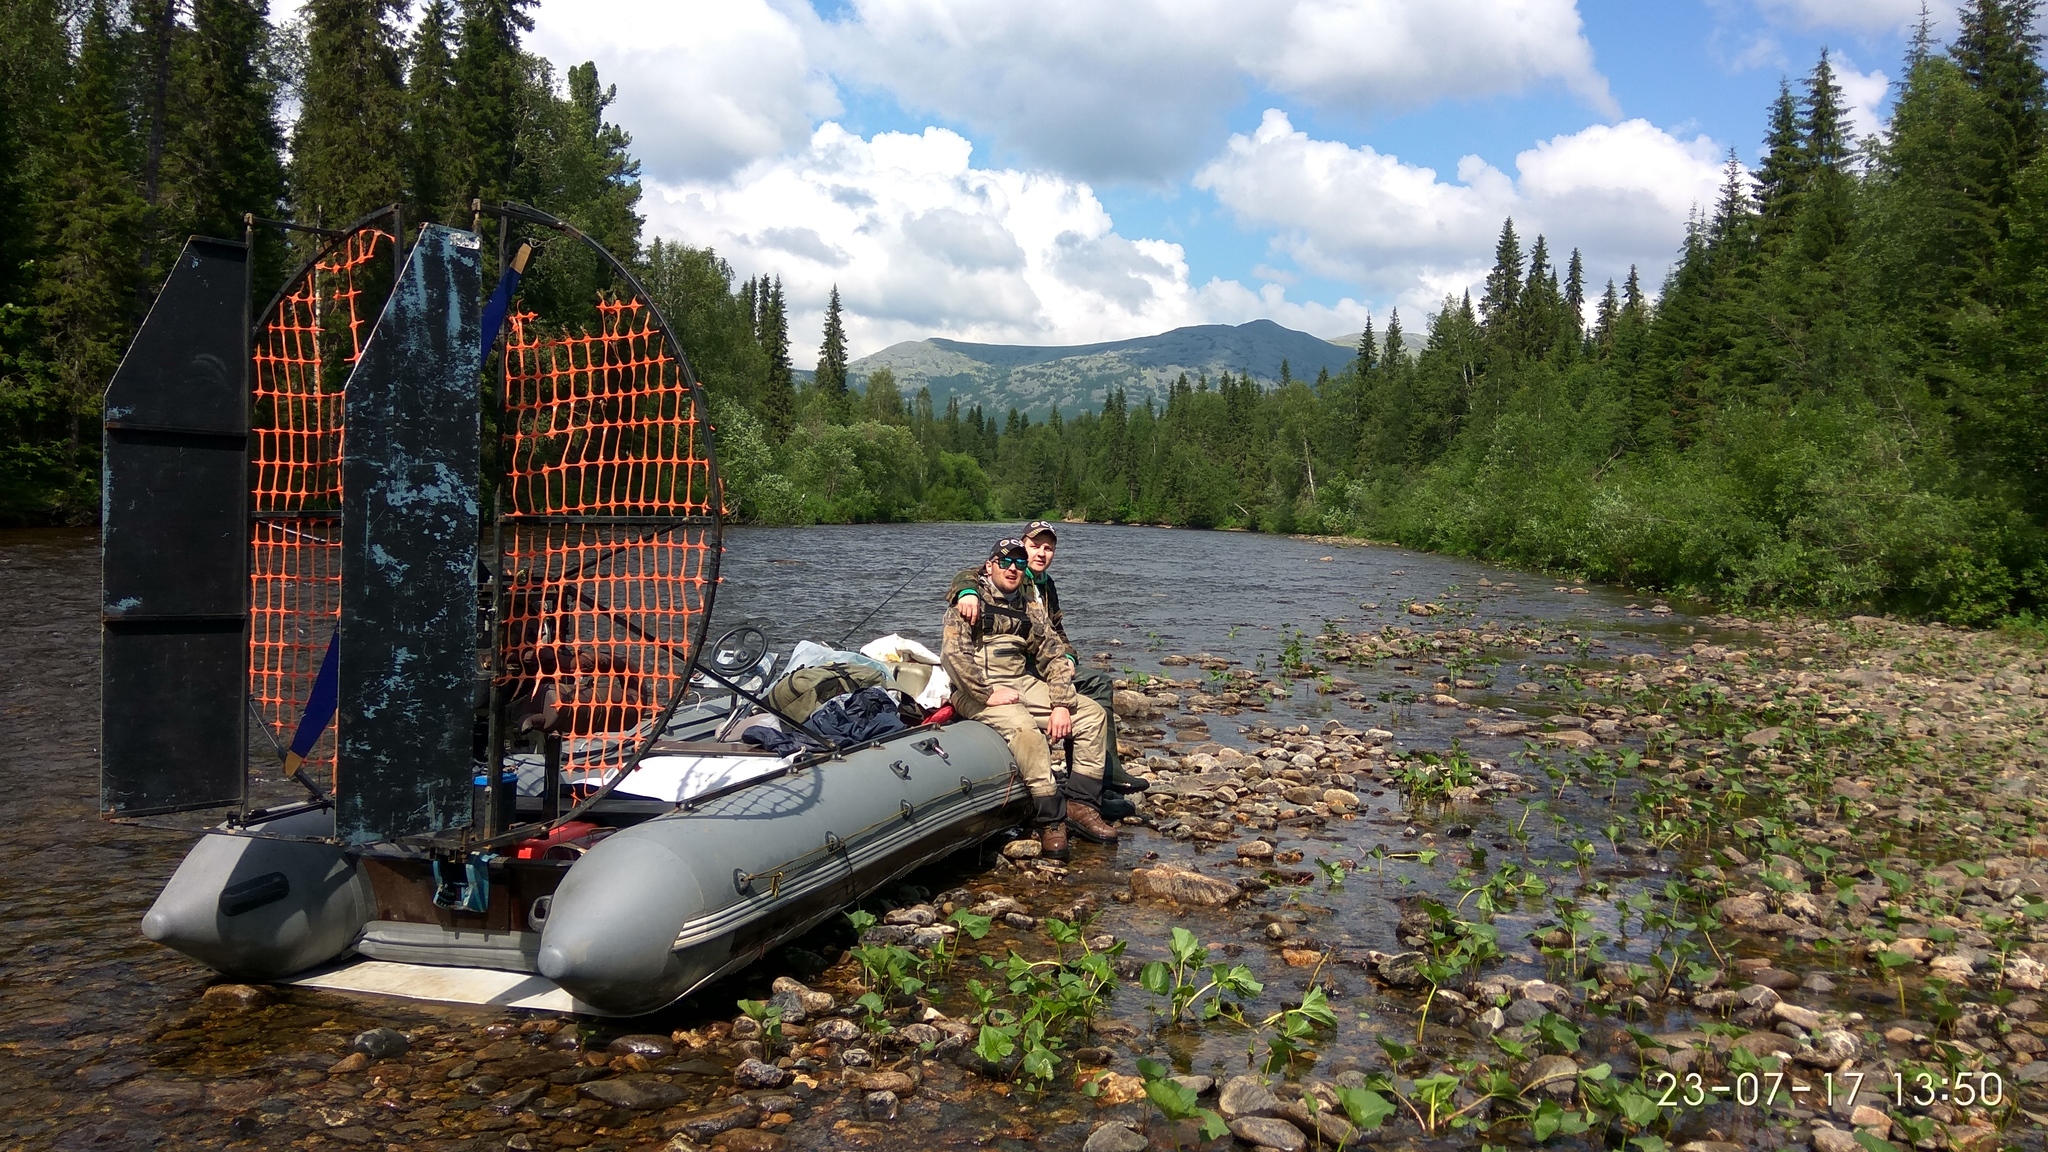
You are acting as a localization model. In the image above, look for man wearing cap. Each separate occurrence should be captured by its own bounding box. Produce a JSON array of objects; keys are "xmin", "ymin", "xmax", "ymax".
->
[
  {"xmin": 948, "ymin": 521, "xmax": 1147, "ymax": 814},
  {"xmin": 941, "ymin": 538, "xmax": 1118, "ymax": 857}
]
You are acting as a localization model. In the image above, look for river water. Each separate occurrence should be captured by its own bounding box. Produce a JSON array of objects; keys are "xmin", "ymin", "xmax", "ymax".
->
[{"xmin": 0, "ymin": 522, "xmax": 1721, "ymax": 1150}]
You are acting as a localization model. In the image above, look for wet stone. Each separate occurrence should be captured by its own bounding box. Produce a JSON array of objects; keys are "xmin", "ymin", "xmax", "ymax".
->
[
  {"xmin": 1083, "ymin": 1121, "xmax": 1147, "ymax": 1152},
  {"xmin": 1523, "ymin": 1055, "xmax": 1580, "ymax": 1097},
  {"xmin": 488, "ymin": 1084, "xmax": 540, "ymax": 1114},
  {"xmin": 577, "ymin": 1076, "xmax": 686, "ymax": 1110},
  {"xmin": 734, "ymin": 1058, "xmax": 790, "ymax": 1089},
  {"xmin": 1217, "ymin": 1074, "xmax": 1280, "ymax": 1119},
  {"xmin": 672, "ymin": 1103, "xmax": 763, "ymax": 1141},
  {"xmin": 848, "ymin": 1070, "xmax": 914, "ymax": 1094},
  {"xmin": 1129, "ymin": 866, "xmax": 1239, "ymax": 906},
  {"xmin": 351, "ymin": 1027, "xmax": 410, "ymax": 1060},
  {"xmin": 718, "ymin": 1131, "xmax": 788, "ymax": 1152},
  {"xmin": 200, "ymin": 984, "xmax": 272, "ymax": 1012},
  {"xmin": 863, "ymin": 1089, "xmax": 900, "ymax": 1120},
  {"xmin": 1229, "ymin": 1115, "xmax": 1307, "ymax": 1152},
  {"xmin": 607, "ymin": 1033, "xmax": 676, "ymax": 1059}
]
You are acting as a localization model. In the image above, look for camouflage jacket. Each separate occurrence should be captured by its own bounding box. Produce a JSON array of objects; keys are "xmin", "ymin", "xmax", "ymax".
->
[
  {"xmin": 940, "ymin": 568, "xmax": 1078, "ymax": 709},
  {"xmin": 948, "ymin": 565, "xmax": 1068, "ymax": 644}
]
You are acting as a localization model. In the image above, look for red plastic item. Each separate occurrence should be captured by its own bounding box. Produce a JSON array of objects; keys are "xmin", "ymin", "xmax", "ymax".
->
[
  {"xmin": 923, "ymin": 703, "xmax": 956, "ymax": 726},
  {"xmin": 514, "ymin": 820, "xmax": 604, "ymax": 860}
]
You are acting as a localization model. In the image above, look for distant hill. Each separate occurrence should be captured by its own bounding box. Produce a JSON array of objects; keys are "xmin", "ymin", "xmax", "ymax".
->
[{"xmin": 847, "ymin": 319, "xmax": 1360, "ymax": 417}]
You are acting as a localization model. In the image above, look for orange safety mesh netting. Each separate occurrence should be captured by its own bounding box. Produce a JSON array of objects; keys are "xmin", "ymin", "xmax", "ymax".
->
[
  {"xmin": 499, "ymin": 296, "xmax": 717, "ymax": 771},
  {"xmin": 248, "ymin": 227, "xmax": 395, "ymax": 779}
]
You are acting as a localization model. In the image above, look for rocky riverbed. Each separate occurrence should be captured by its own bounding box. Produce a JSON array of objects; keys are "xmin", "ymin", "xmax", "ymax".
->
[{"xmin": 6, "ymin": 523, "xmax": 2048, "ymax": 1152}]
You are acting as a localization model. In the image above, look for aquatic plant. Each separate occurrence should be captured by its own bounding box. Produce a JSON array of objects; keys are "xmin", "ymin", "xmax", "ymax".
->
[{"xmin": 1138, "ymin": 926, "xmax": 1262, "ymax": 1025}]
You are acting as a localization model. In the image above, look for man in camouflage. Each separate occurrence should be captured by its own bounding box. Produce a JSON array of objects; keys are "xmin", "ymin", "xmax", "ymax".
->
[
  {"xmin": 941, "ymin": 538, "xmax": 1118, "ymax": 858},
  {"xmin": 947, "ymin": 521, "xmax": 1146, "ymax": 816}
]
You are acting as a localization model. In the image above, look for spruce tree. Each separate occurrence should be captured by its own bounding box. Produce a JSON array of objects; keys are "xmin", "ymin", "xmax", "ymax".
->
[
  {"xmin": 451, "ymin": 0, "xmax": 534, "ymax": 208},
  {"xmin": 1480, "ymin": 218, "xmax": 1524, "ymax": 329},
  {"xmin": 1355, "ymin": 314, "xmax": 1376, "ymax": 374},
  {"xmin": 1756, "ymin": 81, "xmax": 1805, "ymax": 234},
  {"xmin": 291, "ymin": 0, "xmax": 406, "ymax": 226},
  {"xmin": 404, "ymin": 0, "xmax": 457, "ymax": 220},
  {"xmin": 163, "ymin": 0, "xmax": 287, "ymax": 241},
  {"xmin": 1952, "ymin": 0, "xmax": 2048, "ymax": 232},
  {"xmin": 1594, "ymin": 279, "xmax": 1620, "ymax": 349},
  {"xmin": 758, "ymin": 276, "xmax": 795, "ymax": 442},
  {"xmin": 815, "ymin": 284, "xmax": 848, "ymax": 413},
  {"xmin": 39, "ymin": 0, "xmax": 148, "ymax": 448},
  {"xmin": 1800, "ymin": 50, "xmax": 1852, "ymax": 169}
]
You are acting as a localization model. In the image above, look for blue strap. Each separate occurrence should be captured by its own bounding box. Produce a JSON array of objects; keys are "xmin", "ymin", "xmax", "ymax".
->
[
  {"xmin": 283, "ymin": 632, "xmax": 339, "ymax": 772},
  {"xmin": 478, "ymin": 241, "xmax": 533, "ymax": 361}
]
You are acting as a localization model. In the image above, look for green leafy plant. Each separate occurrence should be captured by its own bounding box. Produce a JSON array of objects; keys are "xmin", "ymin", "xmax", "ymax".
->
[
  {"xmin": 1139, "ymin": 926, "xmax": 1263, "ymax": 1024},
  {"xmin": 1136, "ymin": 1058, "xmax": 1229, "ymax": 1144},
  {"xmin": 1255, "ymin": 986, "xmax": 1338, "ymax": 1071}
]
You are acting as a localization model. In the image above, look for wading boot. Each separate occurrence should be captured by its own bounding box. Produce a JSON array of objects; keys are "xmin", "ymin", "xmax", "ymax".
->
[
  {"xmin": 1066, "ymin": 801, "xmax": 1121, "ymax": 844},
  {"xmin": 1098, "ymin": 790, "xmax": 1138, "ymax": 822},
  {"xmin": 1103, "ymin": 753, "xmax": 1148, "ymax": 793},
  {"xmin": 1037, "ymin": 822, "xmax": 1070, "ymax": 859}
]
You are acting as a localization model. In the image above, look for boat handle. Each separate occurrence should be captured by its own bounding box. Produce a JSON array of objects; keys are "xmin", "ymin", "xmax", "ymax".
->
[
  {"xmin": 890, "ymin": 759, "xmax": 911, "ymax": 779},
  {"xmin": 733, "ymin": 868, "xmax": 752, "ymax": 895},
  {"xmin": 912, "ymin": 737, "xmax": 949, "ymax": 763},
  {"xmin": 959, "ymin": 775, "xmax": 973, "ymax": 796},
  {"xmin": 899, "ymin": 799, "xmax": 915, "ymax": 821},
  {"xmin": 824, "ymin": 831, "xmax": 845, "ymax": 854}
]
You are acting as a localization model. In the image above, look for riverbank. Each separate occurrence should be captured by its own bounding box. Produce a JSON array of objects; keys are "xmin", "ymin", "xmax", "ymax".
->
[{"xmin": 6, "ymin": 523, "xmax": 2047, "ymax": 1152}]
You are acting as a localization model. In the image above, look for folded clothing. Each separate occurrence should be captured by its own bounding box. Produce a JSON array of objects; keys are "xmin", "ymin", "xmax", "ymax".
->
[{"xmin": 809, "ymin": 686, "xmax": 907, "ymax": 746}]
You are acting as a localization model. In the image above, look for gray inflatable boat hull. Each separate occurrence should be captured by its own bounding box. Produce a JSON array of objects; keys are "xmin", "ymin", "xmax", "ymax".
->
[{"xmin": 141, "ymin": 720, "xmax": 1026, "ymax": 1014}]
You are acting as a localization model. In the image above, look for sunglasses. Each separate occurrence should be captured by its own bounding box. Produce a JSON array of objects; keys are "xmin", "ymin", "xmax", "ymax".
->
[{"xmin": 994, "ymin": 556, "xmax": 1027, "ymax": 569}]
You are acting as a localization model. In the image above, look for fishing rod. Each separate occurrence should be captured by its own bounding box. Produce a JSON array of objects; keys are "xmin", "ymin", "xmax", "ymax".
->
[{"xmin": 835, "ymin": 555, "xmax": 942, "ymax": 648}]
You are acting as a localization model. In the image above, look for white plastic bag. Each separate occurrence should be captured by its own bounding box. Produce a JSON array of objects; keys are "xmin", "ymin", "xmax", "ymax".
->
[{"xmin": 859, "ymin": 633, "xmax": 941, "ymax": 665}]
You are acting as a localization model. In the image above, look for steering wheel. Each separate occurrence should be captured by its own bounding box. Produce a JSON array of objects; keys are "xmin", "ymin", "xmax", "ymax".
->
[{"xmin": 709, "ymin": 625, "xmax": 768, "ymax": 676}]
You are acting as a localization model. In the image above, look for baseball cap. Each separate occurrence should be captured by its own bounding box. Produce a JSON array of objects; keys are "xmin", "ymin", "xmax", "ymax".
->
[
  {"xmin": 989, "ymin": 537, "xmax": 1027, "ymax": 561},
  {"xmin": 1023, "ymin": 520, "xmax": 1058, "ymax": 542}
]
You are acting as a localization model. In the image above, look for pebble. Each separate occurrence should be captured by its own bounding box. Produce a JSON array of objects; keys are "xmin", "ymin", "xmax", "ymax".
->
[
  {"xmin": 672, "ymin": 1103, "xmax": 762, "ymax": 1141},
  {"xmin": 350, "ymin": 1027, "xmax": 409, "ymax": 1060},
  {"xmin": 1228, "ymin": 1115, "xmax": 1307, "ymax": 1152},
  {"xmin": 1129, "ymin": 866, "xmax": 1240, "ymax": 906},
  {"xmin": 607, "ymin": 1034, "xmax": 676, "ymax": 1059},
  {"xmin": 577, "ymin": 1077, "xmax": 685, "ymax": 1110},
  {"xmin": 1217, "ymin": 1074, "xmax": 1280, "ymax": 1119},
  {"xmin": 1523, "ymin": 1055, "xmax": 1579, "ymax": 1097},
  {"xmin": 1002, "ymin": 838, "xmax": 1042, "ymax": 860},
  {"xmin": 862, "ymin": 1089, "xmax": 899, "ymax": 1120},
  {"xmin": 733, "ymin": 1058, "xmax": 791, "ymax": 1089},
  {"xmin": 1082, "ymin": 1121, "xmax": 1147, "ymax": 1152}
]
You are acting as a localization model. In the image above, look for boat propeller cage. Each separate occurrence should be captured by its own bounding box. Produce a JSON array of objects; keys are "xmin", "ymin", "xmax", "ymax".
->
[{"xmin": 101, "ymin": 204, "xmax": 723, "ymax": 849}]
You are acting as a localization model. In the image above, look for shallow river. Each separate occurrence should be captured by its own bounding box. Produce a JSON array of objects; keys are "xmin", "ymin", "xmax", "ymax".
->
[{"xmin": 0, "ymin": 523, "xmax": 1832, "ymax": 1151}]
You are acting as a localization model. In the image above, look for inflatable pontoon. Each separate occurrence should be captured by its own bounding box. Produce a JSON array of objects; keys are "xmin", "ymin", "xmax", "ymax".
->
[{"xmin": 101, "ymin": 205, "xmax": 1026, "ymax": 1015}]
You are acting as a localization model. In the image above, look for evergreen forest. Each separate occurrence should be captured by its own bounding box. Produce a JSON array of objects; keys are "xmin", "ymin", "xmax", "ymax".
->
[{"xmin": 3, "ymin": 1, "xmax": 2046, "ymax": 625}]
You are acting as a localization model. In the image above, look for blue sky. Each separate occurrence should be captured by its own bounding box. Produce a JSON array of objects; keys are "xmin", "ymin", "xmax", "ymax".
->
[{"xmin": 527, "ymin": 0, "xmax": 1934, "ymax": 364}]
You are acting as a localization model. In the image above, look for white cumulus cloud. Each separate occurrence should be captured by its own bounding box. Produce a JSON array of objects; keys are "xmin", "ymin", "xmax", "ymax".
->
[
  {"xmin": 528, "ymin": 0, "xmax": 838, "ymax": 179},
  {"xmin": 1831, "ymin": 57, "xmax": 1892, "ymax": 144},
  {"xmin": 825, "ymin": 0, "xmax": 1614, "ymax": 181},
  {"xmin": 531, "ymin": 0, "xmax": 1612, "ymax": 184},
  {"xmin": 645, "ymin": 123, "xmax": 1377, "ymax": 363},
  {"xmin": 1196, "ymin": 110, "xmax": 1727, "ymax": 315}
]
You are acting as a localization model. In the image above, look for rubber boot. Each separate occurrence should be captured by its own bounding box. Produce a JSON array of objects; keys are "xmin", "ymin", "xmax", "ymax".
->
[
  {"xmin": 1076, "ymin": 671, "xmax": 1146, "ymax": 793},
  {"xmin": 1063, "ymin": 772, "xmax": 1120, "ymax": 844},
  {"xmin": 1098, "ymin": 791, "xmax": 1138, "ymax": 821}
]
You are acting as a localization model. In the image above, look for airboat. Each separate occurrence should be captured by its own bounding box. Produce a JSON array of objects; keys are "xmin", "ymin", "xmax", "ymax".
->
[{"xmin": 101, "ymin": 204, "xmax": 1026, "ymax": 1016}]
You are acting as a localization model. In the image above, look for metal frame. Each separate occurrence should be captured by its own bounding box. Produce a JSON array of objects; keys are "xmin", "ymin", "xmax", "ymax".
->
[
  {"xmin": 462, "ymin": 200, "xmax": 725, "ymax": 852},
  {"xmin": 243, "ymin": 206, "xmax": 404, "ymax": 809}
]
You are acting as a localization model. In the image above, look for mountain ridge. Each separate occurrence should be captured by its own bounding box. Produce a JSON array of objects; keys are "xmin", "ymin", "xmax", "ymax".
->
[{"xmin": 847, "ymin": 318, "xmax": 1360, "ymax": 416}]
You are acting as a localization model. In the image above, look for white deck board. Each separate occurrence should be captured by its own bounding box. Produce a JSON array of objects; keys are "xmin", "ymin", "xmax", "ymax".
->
[{"xmin": 281, "ymin": 959, "xmax": 604, "ymax": 1014}]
